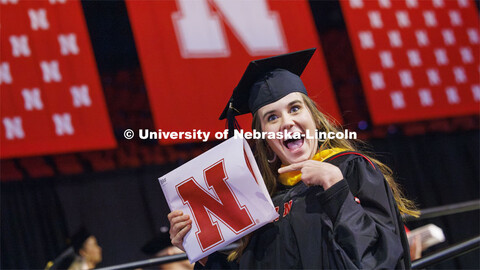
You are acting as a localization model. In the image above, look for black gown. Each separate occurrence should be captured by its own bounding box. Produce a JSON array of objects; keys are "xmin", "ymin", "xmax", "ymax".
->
[{"xmin": 196, "ymin": 151, "xmax": 411, "ymax": 269}]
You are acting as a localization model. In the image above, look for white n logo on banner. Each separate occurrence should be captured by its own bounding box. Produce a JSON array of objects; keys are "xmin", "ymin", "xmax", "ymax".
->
[
  {"xmin": 9, "ymin": 35, "xmax": 31, "ymax": 57},
  {"xmin": 370, "ymin": 72, "xmax": 385, "ymax": 90},
  {"xmin": 415, "ymin": 30, "xmax": 429, "ymax": 47},
  {"xmin": 0, "ymin": 62, "xmax": 13, "ymax": 84},
  {"xmin": 418, "ymin": 89, "xmax": 433, "ymax": 107},
  {"xmin": 399, "ymin": 70, "xmax": 414, "ymax": 87},
  {"xmin": 0, "ymin": 0, "xmax": 18, "ymax": 4},
  {"xmin": 445, "ymin": 87, "xmax": 460, "ymax": 104},
  {"xmin": 390, "ymin": 91, "xmax": 406, "ymax": 109},
  {"xmin": 28, "ymin": 9, "xmax": 50, "ymax": 30},
  {"xmin": 453, "ymin": 67, "xmax": 467, "ymax": 84},
  {"xmin": 460, "ymin": 47, "xmax": 473, "ymax": 64},
  {"xmin": 52, "ymin": 113, "xmax": 74, "ymax": 135},
  {"xmin": 359, "ymin": 31, "xmax": 375, "ymax": 49},
  {"xmin": 379, "ymin": 51, "xmax": 394, "ymax": 68},
  {"xmin": 70, "ymin": 85, "xmax": 92, "ymax": 107},
  {"xmin": 3, "ymin": 117, "xmax": 25, "ymax": 139},
  {"xmin": 40, "ymin": 60, "xmax": 62, "ymax": 82},
  {"xmin": 406, "ymin": 0, "xmax": 418, "ymax": 8},
  {"xmin": 472, "ymin": 85, "xmax": 480, "ymax": 102},
  {"xmin": 172, "ymin": 0, "xmax": 287, "ymax": 58},
  {"xmin": 426, "ymin": 68, "xmax": 441, "ymax": 86},
  {"xmin": 58, "ymin": 33, "xmax": 79, "ymax": 55},
  {"xmin": 22, "ymin": 88, "xmax": 44, "ymax": 110}
]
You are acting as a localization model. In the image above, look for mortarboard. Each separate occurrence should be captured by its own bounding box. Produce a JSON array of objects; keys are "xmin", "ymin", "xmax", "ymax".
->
[
  {"xmin": 141, "ymin": 229, "xmax": 171, "ymax": 256},
  {"xmin": 219, "ymin": 48, "xmax": 316, "ymax": 136},
  {"xmin": 70, "ymin": 227, "xmax": 92, "ymax": 254}
]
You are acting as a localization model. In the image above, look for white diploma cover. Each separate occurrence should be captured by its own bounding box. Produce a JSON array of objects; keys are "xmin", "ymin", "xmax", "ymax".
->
[{"xmin": 159, "ymin": 137, "xmax": 279, "ymax": 263}]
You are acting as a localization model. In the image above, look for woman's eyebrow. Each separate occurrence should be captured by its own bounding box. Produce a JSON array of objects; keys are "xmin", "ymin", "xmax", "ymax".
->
[
  {"xmin": 288, "ymin": 100, "xmax": 302, "ymax": 106},
  {"xmin": 263, "ymin": 110, "xmax": 276, "ymax": 119},
  {"xmin": 263, "ymin": 100, "xmax": 303, "ymax": 119}
]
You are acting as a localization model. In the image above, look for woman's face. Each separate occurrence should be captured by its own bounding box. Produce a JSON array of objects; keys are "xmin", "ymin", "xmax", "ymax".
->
[
  {"xmin": 81, "ymin": 236, "xmax": 102, "ymax": 265},
  {"xmin": 258, "ymin": 92, "xmax": 318, "ymax": 165}
]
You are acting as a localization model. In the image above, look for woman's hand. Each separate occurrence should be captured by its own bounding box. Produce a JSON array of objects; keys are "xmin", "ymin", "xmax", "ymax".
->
[
  {"xmin": 409, "ymin": 235, "xmax": 423, "ymax": 260},
  {"xmin": 167, "ymin": 210, "xmax": 192, "ymax": 252},
  {"xmin": 278, "ymin": 160, "xmax": 343, "ymax": 190}
]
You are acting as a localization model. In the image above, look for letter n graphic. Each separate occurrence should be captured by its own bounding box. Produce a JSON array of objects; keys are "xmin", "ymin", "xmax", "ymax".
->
[{"xmin": 176, "ymin": 159, "xmax": 256, "ymax": 251}]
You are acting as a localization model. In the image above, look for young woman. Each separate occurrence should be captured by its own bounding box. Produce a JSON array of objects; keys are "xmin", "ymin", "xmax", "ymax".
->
[{"xmin": 168, "ymin": 49, "xmax": 417, "ymax": 269}]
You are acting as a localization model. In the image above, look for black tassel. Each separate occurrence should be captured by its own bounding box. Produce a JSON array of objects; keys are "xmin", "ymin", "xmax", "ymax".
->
[{"xmin": 226, "ymin": 99, "xmax": 240, "ymax": 138}]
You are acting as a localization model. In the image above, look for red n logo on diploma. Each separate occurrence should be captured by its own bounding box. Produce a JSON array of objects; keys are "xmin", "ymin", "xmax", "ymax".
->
[
  {"xmin": 160, "ymin": 138, "xmax": 278, "ymax": 262},
  {"xmin": 176, "ymin": 159, "xmax": 256, "ymax": 251}
]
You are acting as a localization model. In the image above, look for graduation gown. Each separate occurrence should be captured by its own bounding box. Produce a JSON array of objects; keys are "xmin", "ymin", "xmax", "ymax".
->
[{"xmin": 197, "ymin": 151, "xmax": 411, "ymax": 269}]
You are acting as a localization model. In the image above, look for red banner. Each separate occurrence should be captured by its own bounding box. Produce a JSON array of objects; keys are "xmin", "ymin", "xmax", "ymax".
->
[
  {"xmin": 0, "ymin": 0, "xmax": 116, "ymax": 158},
  {"xmin": 126, "ymin": 0, "xmax": 340, "ymax": 144},
  {"xmin": 340, "ymin": 0, "xmax": 480, "ymax": 124}
]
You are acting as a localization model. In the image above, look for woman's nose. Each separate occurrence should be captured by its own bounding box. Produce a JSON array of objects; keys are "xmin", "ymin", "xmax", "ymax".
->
[{"xmin": 280, "ymin": 114, "xmax": 295, "ymax": 131}]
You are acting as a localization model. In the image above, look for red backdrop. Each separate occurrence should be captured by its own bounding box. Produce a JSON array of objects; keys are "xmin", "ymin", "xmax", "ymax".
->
[
  {"xmin": 340, "ymin": 0, "xmax": 480, "ymax": 124},
  {"xmin": 0, "ymin": 0, "xmax": 116, "ymax": 158},
  {"xmin": 126, "ymin": 0, "xmax": 341, "ymax": 144}
]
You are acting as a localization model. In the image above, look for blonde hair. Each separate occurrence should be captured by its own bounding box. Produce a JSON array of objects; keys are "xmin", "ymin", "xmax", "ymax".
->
[{"xmin": 228, "ymin": 93, "xmax": 418, "ymax": 261}]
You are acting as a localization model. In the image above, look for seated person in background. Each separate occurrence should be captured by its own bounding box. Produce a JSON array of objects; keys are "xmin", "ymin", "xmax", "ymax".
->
[
  {"xmin": 44, "ymin": 247, "xmax": 75, "ymax": 270},
  {"xmin": 142, "ymin": 228, "xmax": 193, "ymax": 270},
  {"xmin": 68, "ymin": 227, "xmax": 102, "ymax": 270}
]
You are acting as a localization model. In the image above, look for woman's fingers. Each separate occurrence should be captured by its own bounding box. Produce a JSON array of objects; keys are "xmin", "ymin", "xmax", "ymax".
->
[
  {"xmin": 168, "ymin": 210, "xmax": 193, "ymax": 252},
  {"xmin": 278, "ymin": 160, "xmax": 342, "ymax": 189},
  {"xmin": 172, "ymin": 216, "xmax": 192, "ymax": 235},
  {"xmin": 170, "ymin": 214, "xmax": 190, "ymax": 234},
  {"xmin": 168, "ymin": 210, "xmax": 183, "ymax": 223},
  {"xmin": 171, "ymin": 214, "xmax": 190, "ymax": 227},
  {"xmin": 278, "ymin": 161, "xmax": 305, "ymax": 174},
  {"xmin": 411, "ymin": 235, "xmax": 423, "ymax": 260},
  {"xmin": 168, "ymin": 211, "xmax": 183, "ymax": 234},
  {"xmin": 171, "ymin": 223, "xmax": 192, "ymax": 252}
]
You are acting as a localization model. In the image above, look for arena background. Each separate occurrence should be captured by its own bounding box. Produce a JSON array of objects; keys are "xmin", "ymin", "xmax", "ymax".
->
[{"xmin": 1, "ymin": 0, "xmax": 479, "ymax": 268}]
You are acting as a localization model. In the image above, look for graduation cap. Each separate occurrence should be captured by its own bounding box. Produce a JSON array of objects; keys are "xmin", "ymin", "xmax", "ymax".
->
[
  {"xmin": 219, "ymin": 48, "xmax": 316, "ymax": 136},
  {"xmin": 141, "ymin": 228, "xmax": 171, "ymax": 256},
  {"xmin": 70, "ymin": 227, "xmax": 92, "ymax": 254}
]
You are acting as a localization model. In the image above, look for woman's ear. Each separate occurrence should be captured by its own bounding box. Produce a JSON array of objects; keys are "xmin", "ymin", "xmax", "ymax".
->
[{"xmin": 78, "ymin": 248, "xmax": 86, "ymax": 258}]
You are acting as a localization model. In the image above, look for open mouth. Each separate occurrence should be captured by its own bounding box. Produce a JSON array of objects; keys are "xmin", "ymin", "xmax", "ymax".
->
[{"xmin": 283, "ymin": 133, "xmax": 305, "ymax": 151}]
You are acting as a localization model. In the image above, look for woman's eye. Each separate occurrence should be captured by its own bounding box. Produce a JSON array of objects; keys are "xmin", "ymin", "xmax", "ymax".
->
[
  {"xmin": 290, "ymin": 106, "xmax": 300, "ymax": 113},
  {"xmin": 267, "ymin": 115, "xmax": 278, "ymax": 122}
]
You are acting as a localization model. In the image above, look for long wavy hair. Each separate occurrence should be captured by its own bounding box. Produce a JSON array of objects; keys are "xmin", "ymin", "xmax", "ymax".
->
[{"xmin": 227, "ymin": 93, "xmax": 418, "ymax": 261}]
